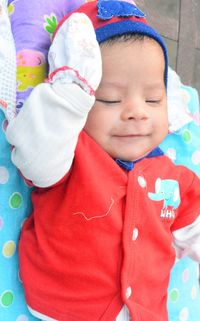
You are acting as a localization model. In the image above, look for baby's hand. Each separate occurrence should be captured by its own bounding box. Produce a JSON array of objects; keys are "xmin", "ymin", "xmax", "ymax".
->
[{"xmin": 48, "ymin": 13, "xmax": 102, "ymax": 95}]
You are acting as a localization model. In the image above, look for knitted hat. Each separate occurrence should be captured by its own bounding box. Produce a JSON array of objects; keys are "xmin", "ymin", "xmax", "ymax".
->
[{"xmin": 55, "ymin": 0, "xmax": 168, "ymax": 85}]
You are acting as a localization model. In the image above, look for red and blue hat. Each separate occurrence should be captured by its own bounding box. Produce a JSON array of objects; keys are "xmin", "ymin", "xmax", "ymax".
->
[{"xmin": 57, "ymin": 0, "xmax": 168, "ymax": 85}]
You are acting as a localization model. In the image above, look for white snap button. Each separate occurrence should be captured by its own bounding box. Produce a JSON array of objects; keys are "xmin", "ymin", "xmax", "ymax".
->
[
  {"xmin": 132, "ymin": 228, "xmax": 139, "ymax": 241},
  {"xmin": 126, "ymin": 286, "xmax": 132, "ymax": 299},
  {"xmin": 138, "ymin": 176, "xmax": 147, "ymax": 188}
]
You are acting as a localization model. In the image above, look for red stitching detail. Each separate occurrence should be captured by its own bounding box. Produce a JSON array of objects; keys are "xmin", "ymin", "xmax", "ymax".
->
[{"xmin": 47, "ymin": 66, "xmax": 95, "ymax": 96}]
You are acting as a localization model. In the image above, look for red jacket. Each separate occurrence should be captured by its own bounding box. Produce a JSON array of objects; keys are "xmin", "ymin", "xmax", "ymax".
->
[{"xmin": 19, "ymin": 131, "xmax": 200, "ymax": 321}]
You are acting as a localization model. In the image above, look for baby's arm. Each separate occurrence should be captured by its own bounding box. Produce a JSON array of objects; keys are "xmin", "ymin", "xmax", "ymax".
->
[
  {"xmin": 6, "ymin": 83, "xmax": 96, "ymax": 187},
  {"xmin": 6, "ymin": 13, "xmax": 101, "ymax": 187}
]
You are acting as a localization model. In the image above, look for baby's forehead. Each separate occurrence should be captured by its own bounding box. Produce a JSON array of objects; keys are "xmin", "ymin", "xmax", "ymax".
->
[
  {"xmin": 99, "ymin": 34, "xmax": 166, "ymax": 61},
  {"xmin": 99, "ymin": 38, "xmax": 166, "ymax": 88}
]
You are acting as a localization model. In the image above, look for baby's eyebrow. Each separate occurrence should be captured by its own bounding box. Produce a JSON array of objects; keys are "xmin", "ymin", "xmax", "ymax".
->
[
  {"xmin": 99, "ymin": 81, "xmax": 126, "ymax": 89},
  {"xmin": 145, "ymin": 82, "xmax": 166, "ymax": 90}
]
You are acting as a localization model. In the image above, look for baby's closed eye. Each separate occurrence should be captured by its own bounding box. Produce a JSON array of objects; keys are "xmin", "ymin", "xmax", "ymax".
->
[
  {"xmin": 145, "ymin": 99, "xmax": 162, "ymax": 104},
  {"xmin": 96, "ymin": 98, "xmax": 121, "ymax": 104}
]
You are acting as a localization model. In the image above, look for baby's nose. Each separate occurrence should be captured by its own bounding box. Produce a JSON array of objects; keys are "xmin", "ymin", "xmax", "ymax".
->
[{"xmin": 121, "ymin": 100, "xmax": 148, "ymax": 121}]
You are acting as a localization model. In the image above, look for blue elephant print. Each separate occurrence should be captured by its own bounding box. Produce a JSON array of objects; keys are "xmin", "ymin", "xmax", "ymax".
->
[{"xmin": 148, "ymin": 178, "xmax": 181, "ymax": 219}]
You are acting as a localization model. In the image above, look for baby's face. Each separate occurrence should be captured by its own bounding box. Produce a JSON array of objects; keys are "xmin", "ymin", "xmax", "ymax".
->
[{"xmin": 84, "ymin": 38, "xmax": 168, "ymax": 161}]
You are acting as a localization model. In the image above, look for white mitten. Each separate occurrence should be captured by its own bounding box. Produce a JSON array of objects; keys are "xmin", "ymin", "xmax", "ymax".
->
[{"xmin": 48, "ymin": 13, "xmax": 102, "ymax": 95}]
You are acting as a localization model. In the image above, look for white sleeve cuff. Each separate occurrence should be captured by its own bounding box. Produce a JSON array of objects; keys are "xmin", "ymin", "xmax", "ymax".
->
[
  {"xmin": 173, "ymin": 215, "xmax": 200, "ymax": 262},
  {"xmin": 6, "ymin": 83, "xmax": 95, "ymax": 187}
]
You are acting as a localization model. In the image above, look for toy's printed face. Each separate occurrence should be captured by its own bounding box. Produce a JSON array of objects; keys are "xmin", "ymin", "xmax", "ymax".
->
[
  {"xmin": 16, "ymin": 50, "xmax": 46, "ymax": 92},
  {"xmin": 17, "ymin": 49, "xmax": 46, "ymax": 67},
  {"xmin": 84, "ymin": 38, "xmax": 168, "ymax": 161}
]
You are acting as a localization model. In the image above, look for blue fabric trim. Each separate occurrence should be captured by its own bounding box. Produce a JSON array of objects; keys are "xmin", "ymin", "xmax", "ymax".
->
[
  {"xmin": 115, "ymin": 159, "xmax": 134, "ymax": 170},
  {"xmin": 116, "ymin": 147, "xmax": 163, "ymax": 171},
  {"xmin": 95, "ymin": 20, "xmax": 168, "ymax": 86},
  {"xmin": 97, "ymin": 0, "xmax": 146, "ymax": 20},
  {"xmin": 147, "ymin": 146, "xmax": 164, "ymax": 158}
]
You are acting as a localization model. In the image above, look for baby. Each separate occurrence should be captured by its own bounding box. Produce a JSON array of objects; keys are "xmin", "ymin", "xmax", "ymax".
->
[{"xmin": 6, "ymin": 1, "xmax": 200, "ymax": 321}]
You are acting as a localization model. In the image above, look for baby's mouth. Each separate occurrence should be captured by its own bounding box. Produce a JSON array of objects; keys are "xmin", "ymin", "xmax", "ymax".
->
[{"xmin": 113, "ymin": 133, "xmax": 150, "ymax": 138}]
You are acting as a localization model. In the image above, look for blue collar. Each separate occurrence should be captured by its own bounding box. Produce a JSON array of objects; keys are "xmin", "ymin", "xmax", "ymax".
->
[{"xmin": 115, "ymin": 147, "xmax": 164, "ymax": 171}]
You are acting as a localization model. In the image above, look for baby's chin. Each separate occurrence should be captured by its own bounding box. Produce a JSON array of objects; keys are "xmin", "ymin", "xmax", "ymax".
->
[{"xmin": 111, "ymin": 150, "xmax": 154, "ymax": 162}]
